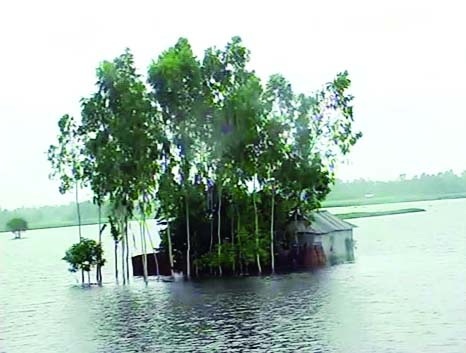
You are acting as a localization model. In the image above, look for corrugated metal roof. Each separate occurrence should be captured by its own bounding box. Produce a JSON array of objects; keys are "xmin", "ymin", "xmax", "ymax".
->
[{"xmin": 306, "ymin": 210, "xmax": 355, "ymax": 234}]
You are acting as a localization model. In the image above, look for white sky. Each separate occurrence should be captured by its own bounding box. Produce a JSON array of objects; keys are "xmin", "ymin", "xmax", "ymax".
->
[{"xmin": 1, "ymin": 0, "xmax": 465, "ymax": 210}]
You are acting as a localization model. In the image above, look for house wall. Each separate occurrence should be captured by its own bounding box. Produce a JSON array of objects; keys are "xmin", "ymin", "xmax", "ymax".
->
[{"xmin": 314, "ymin": 230, "xmax": 354, "ymax": 264}]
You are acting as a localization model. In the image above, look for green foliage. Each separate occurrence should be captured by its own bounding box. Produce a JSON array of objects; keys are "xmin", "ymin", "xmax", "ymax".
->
[
  {"xmin": 6, "ymin": 217, "xmax": 28, "ymax": 232},
  {"xmin": 62, "ymin": 238, "xmax": 105, "ymax": 273},
  {"xmin": 48, "ymin": 36, "xmax": 362, "ymax": 277},
  {"xmin": 6, "ymin": 217, "xmax": 28, "ymax": 238},
  {"xmin": 47, "ymin": 114, "xmax": 83, "ymax": 194}
]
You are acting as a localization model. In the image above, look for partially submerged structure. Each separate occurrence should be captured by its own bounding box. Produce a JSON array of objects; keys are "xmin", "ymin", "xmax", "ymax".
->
[
  {"xmin": 133, "ymin": 210, "xmax": 356, "ymax": 277},
  {"xmin": 284, "ymin": 210, "xmax": 355, "ymax": 266}
]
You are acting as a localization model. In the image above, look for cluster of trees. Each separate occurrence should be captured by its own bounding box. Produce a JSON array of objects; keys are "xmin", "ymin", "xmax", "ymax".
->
[
  {"xmin": 48, "ymin": 37, "xmax": 360, "ymax": 282},
  {"xmin": 326, "ymin": 170, "xmax": 466, "ymax": 205}
]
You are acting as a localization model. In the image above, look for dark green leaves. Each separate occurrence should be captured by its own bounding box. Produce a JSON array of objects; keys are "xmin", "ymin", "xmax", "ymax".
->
[{"xmin": 63, "ymin": 238, "xmax": 105, "ymax": 273}]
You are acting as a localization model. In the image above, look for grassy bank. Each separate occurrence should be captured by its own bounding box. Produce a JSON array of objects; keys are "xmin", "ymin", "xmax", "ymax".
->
[
  {"xmin": 336, "ymin": 208, "xmax": 426, "ymax": 220},
  {"xmin": 323, "ymin": 192, "xmax": 466, "ymax": 208}
]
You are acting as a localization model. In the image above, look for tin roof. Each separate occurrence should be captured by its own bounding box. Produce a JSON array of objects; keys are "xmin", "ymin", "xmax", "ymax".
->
[{"xmin": 306, "ymin": 210, "xmax": 355, "ymax": 234}]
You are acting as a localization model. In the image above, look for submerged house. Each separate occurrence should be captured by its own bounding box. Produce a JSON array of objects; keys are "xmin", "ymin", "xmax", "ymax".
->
[
  {"xmin": 133, "ymin": 210, "xmax": 355, "ymax": 277},
  {"xmin": 282, "ymin": 210, "xmax": 356, "ymax": 267}
]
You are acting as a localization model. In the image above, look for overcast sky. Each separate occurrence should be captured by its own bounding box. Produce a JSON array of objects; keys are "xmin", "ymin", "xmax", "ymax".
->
[{"xmin": 1, "ymin": 0, "xmax": 465, "ymax": 210}]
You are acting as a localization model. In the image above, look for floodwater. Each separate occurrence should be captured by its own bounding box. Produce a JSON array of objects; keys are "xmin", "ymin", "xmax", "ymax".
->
[{"xmin": 1, "ymin": 199, "xmax": 465, "ymax": 353}]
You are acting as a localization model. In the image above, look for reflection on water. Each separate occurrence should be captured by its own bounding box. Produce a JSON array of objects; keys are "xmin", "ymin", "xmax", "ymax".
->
[{"xmin": 1, "ymin": 199, "xmax": 466, "ymax": 353}]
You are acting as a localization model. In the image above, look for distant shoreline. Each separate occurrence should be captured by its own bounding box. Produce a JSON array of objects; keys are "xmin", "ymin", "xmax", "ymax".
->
[
  {"xmin": 0, "ymin": 220, "xmax": 104, "ymax": 234},
  {"xmin": 322, "ymin": 192, "xmax": 466, "ymax": 208},
  {"xmin": 1, "ymin": 195, "xmax": 465, "ymax": 234},
  {"xmin": 335, "ymin": 208, "xmax": 426, "ymax": 220}
]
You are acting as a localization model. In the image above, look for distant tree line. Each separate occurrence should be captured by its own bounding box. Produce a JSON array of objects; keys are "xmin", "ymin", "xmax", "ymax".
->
[
  {"xmin": 325, "ymin": 170, "xmax": 466, "ymax": 205},
  {"xmin": 2, "ymin": 171, "xmax": 464, "ymax": 234},
  {"xmin": 0, "ymin": 201, "xmax": 108, "ymax": 232}
]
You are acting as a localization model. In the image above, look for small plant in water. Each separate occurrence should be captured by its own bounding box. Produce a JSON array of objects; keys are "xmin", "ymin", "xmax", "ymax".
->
[{"xmin": 63, "ymin": 238, "xmax": 105, "ymax": 286}]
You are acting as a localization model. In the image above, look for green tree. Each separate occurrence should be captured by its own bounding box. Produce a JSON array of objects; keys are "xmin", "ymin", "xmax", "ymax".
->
[
  {"xmin": 149, "ymin": 38, "xmax": 205, "ymax": 279},
  {"xmin": 63, "ymin": 238, "xmax": 105, "ymax": 285},
  {"xmin": 6, "ymin": 217, "xmax": 28, "ymax": 239},
  {"xmin": 48, "ymin": 114, "xmax": 84, "ymax": 241},
  {"xmin": 80, "ymin": 49, "xmax": 160, "ymax": 284}
]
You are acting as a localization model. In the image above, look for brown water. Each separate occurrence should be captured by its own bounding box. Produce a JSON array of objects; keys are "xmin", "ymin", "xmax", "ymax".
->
[{"xmin": 1, "ymin": 199, "xmax": 465, "ymax": 353}]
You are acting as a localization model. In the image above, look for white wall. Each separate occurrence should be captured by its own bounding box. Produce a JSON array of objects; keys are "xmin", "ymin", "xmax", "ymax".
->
[{"xmin": 314, "ymin": 230, "xmax": 353, "ymax": 264}]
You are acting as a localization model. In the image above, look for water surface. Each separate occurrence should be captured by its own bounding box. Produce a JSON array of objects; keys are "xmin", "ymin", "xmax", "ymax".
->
[{"xmin": 1, "ymin": 199, "xmax": 465, "ymax": 352}]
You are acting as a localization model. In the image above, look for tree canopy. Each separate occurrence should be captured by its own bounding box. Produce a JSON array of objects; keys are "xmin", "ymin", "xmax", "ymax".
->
[
  {"xmin": 63, "ymin": 238, "xmax": 105, "ymax": 285},
  {"xmin": 49, "ymin": 37, "xmax": 361, "ymax": 279},
  {"xmin": 6, "ymin": 217, "xmax": 28, "ymax": 239}
]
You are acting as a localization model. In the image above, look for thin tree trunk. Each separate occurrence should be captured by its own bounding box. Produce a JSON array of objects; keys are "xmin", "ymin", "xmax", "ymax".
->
[
  {"xmin": 237, "ymin": 211, "xmax": 243, "ymax": 275},
  {"xmin": 167, "ymin": 222, "xmax": 174, "ymax": 277},
  {"xmin": 209, "ymin": 187, "xmax": 214, "ymax": 253},
  {"xmin": 253, "ymin": 179, "xmax": 262, "ymax": 275},
  {"xmin": 209, "ymin": 216, "xmax": 214, "ymax": 275},
  {"xmin": 270, "ymin": 185, "xmax": 275, "ymax": 275},
  {"xmin": 97, "ymin": 205, "xmax": 102, "ymax": 285},
  {"xmin": 294, "ymin": 211, "xmax": 299, "ymax": 256},
  {"xmin": 121, "ymin": 228, "xmax": 126, "ymax": 285},
  {"xmin": 125, "ymin": 220, "xmax": 130, "ymax": 283},
  {"xmin": 75, "ymin": 183, "xmax": 84, "ymax": 284},
  {"xmin": 141, "ymin": 218, "xmax": 148, "ymax": 284},
  {"xmin": 145, "ymin": 221, "xmax": 160, "ymax": 280},
  {"xmin": 154, "ymin": 251, "xmax": 160, "ymax": 280},
  {"xmin": 75, "ymin": 183, "xmax": 82, "ymax": 241},
  {"xmin": 185, "ymin": 196, "xmax": 191, "ymax": 280},
  {"xmin": 217, "ymin": 188, "xmax": 223, "ymax": 276},
  {"xmin": 87, "ymin": 271, "xmax": 90, "ymax": 286},
  {"xmin": 209, "ymin": 218, "xmax": 214, "ymax": 252},
  {"xmin": 114, "ymin": 241, "xmax": 119, "ymax": 283},
  {"xmin": 231, "ymin": 208, "xmax": 235, "ymax": 274},
  {"xmin": 81, "ymin": 269, "xmax": 85, "ymax": 285}
]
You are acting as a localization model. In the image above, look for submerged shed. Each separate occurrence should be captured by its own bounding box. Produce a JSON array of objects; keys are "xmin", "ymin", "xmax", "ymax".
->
[{"xmin": 287, "ymin": 210, "xmax": 356, "ymax": 265}]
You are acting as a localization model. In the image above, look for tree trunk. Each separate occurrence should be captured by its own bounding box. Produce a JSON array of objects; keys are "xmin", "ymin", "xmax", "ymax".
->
[
  {"xmin": 114, "ymin": 241, "xmax": 119, "ymax": 283},
  {"xmin": 141, "ymin": 219, "xmax": 148, "ymax": 284},
  {"xmin": 209, "ymin": 216, "xmax": 214, "ymax": 275},
  {"xmin": 231, "ymin": 208, "xmax": 235, "ymax": 274},
  {"xmin": 253, "ymin": 180, "xmax": 262, "ymax": 275},
  {"xmin": 217, "ymin": 188, "xmax": 223, "ymax": 276},
  {"xmin": 75, "ymin": 183, "xmax": 84, "ymax": 284},
  {"xmin": 121, "ymin": 229, "xmax": 126, "ymax": 285},
  {"xmin": 145, "ymin": 221, "xmax": 160, "ymax": 280},
  {"xmin": 237, "ymin": 211, "xmax": 243, "ymax": 275},
  {"xmin": 294, "ymin": 210, "xmax": 299, "ymax": 256},
  {"xmin": 270, "ymin": 185, "xmax": 275, "ymax": 274},
  {"xmin": 125, "ymin": 220, "xmax": 130, "ymax": 283},
  {"xmin": 209, "ymin": 218, "xmax": 214, "ymax": 252},
  {"xmin": 185, "ymin": 196, "xmax": 191, "ymax": 280},
  {"xmin": 87, "ymin": 271, "xmax": 91, "ymax": 286},
  {"xmin": 81, "ymin": 269, "xmax": 85, "ymax": 285},
  {"xmin": 75, "ymin": 183, "xmax": 82, "ymax": 241},
  {"xmin": 167, "ymin": 222, "xmax": 174, "ymax": 277},
  {"xmin": 154, "ymin": 251, "xmax": 160, "ymax": 280},
  {"xmin": 97, "ymin": 205, "xmax": 102, "ymax": 285}
]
